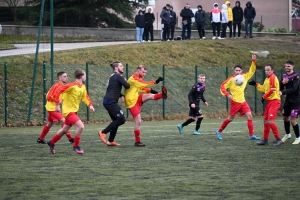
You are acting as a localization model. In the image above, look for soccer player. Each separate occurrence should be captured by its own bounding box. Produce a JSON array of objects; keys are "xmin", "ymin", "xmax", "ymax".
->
[
  {"xmin": 37, "ymin": 72, "xmax": 74, "ymax": 144},
  {"xmin": 124, "ymin": 65, "xmax": 167, "ymax": 147},
  {"xmin": 177, "ymin": 74, "xmax": 208, "ymax": 135},
  {"xmin": 279, "ymin": 60, "xmax": 300, "ymax": 144},
  {"xmin": 98, "ymin": 62, "xmax": 130, "ymax": 146},
  {"xmin": 47, "ymin": 69, "xmax": 95, "ymax": 154},
  {"xmin": 249, "ymin": 64, "xmax": 282, "ymax": 146},
  {"xmin": 216, "ymin": 54, "xmax": 260, "ymax": 140}
]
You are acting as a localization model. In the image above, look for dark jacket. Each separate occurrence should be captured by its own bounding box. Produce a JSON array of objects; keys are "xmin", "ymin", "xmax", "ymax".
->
[
  {"xmin": 188, "ymin": 82, "xmax": 206, "ymax": 106},
  {"xmin": 170, "ymin": 10, "xmax": 177, "ymax": 25},
  {"xmin": 144, "ymin": 13, "xmax": 155, "ymax": 24},
  {"xmin": 280, "ymin": 72, "xmax": 300, "ymax": 103},
  {"xmin": 232, "ymin": 1, "xmax": 243, "ymax": 22},
  {"xmin": 244, "ymin": 1, "xmax": 256, "ymax": 20},
  {"xmin": 135, "ymin": 12, "xmax": 145, "ymax": 28},
  {"xmin": 180, "ymin": 7, "xmax": 194, "ymax": 24},
  {"xmin": 195, "ymin": 9, "xmax": 206, "ymax": 25},
  {"xmin": 160, "ymin": 7, "xmax": 170, "ymax": 24}
]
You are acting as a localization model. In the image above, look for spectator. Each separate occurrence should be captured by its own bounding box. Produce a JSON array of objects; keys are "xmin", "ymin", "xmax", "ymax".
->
[
  {"xmin": 244, "ymin": 1, "xmax": 256, "ymax": 38},
  {"xmin": 160, "ymin": 4, "xmax": 171, "ymax": 41},
  {"xmin": 144, "ymin": 6, "xmax": 155, "ymax": 42},
  {"xmin": 221, "ymin": 4, "xmax": 228, "ymax": 39},
  {"xmin": 141, "ymin": 6, "xmax": 147, "ymax": 41},
  {"xmin": 225, "ymin": 1, "xmax": 233, "ymax": 38},
  {"xmin": 195, "ymin": 5, "xmax": 207, "ymax": 40},
  {"xmin": 180, "ymin": 4, "xmax": 194, "ymax": 40},
  {"xmin": 169, "ymin": 5, "xmax": 177, "ymax": 41},
  {"xmin": 135, "ymin": 10, "xmax": 145, "ymax": 43},
  {"xmin": 232, "ymin": 1, "xmax": 243, "ymax": 38},
  {"xmin": 210, "ymin": 3, "xmax": 222, "ymax": 40}
]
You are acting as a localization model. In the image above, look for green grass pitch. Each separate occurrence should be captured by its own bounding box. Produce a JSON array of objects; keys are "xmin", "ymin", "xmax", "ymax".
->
[{"xmin": 1, "ymin": 117, "xmax": 299, "ymax": 200}]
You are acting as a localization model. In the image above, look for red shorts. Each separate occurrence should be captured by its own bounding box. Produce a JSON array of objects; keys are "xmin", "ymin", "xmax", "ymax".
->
[
  {"xmin": 229, "ymin": 101, "xmax": 251, "ymax": 116},
  {"xmin": 264, "ymin": 100, "xmax": 281, "ymax": 120},
  {"xmin": 129, "ymin": 94, "xmax": 144, "ymax": 118},
  {"xmin": 47, "ymin": 111, "xmax": 64, "ymax": 122},
  {"xmin": 64, "ymin": 112, "xmax": 80, "ymax": 126}
]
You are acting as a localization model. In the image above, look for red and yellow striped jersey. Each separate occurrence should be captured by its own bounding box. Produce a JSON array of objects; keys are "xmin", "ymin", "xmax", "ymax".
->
[
  {"xmin": 220, "ymin": 60, "xmax": 256, "ymax": 103},
  {"xmin": 45, "ymin": 82, "xmax": 63, "ymax": 111},
  {"xmin": 124, "ymin": 73, "xmax": 156, "ymax": 108},
  {"xmin": 54, "ymin": 81, "xmax": 93, "ymax": 117},
  {"xmin": 256, "ymin": 73, "xmax": 280, "ymax": 101}
]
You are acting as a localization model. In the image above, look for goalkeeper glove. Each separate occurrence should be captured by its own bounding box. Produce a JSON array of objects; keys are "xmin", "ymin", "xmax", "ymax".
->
[
  {"xmin": 155, "ymin": 77, "xmax": 164, "ymax": 84},
  {"xmin": 249, "ymin": 80, "xmax": 257, "ymax": 86},
  {"xmin": 150, "ymin": 88, "xmax": 158, "ymax": 94}
]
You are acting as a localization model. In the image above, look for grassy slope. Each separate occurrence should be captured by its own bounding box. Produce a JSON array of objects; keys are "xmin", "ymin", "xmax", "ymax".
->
[{"xmin": 0, "ymin": 36, "xmax": 300, "ymax": 125}]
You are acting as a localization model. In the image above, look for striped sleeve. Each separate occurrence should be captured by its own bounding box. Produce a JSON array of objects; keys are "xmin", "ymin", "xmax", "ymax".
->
[
  {"xmin": 81, "ymin": 85, "xmax": 93, "ymax": 106},
  {"xmin": 263, "ymin": 74, "xmax": 276, "ymax": 99},
  {"xmin": 220, "ymin": 76, "xmax": 233, "ymax": 96}
]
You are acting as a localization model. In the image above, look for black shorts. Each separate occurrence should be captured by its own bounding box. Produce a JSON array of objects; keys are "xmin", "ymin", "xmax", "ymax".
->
[
  {"xmin": 282, "ymin": 101, "xmax": 300, "ymax": 117},
  {"xmin": 103, "ymin": 103, "xmax": 125, "ymax": 121},
  {"xmin": 189, "ymin": 106, "xmax": 202, "ymax": 117}
]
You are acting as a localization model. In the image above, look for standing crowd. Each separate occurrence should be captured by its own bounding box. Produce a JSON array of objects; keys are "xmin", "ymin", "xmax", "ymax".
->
[{"xmin": 134, "ymin": 1, "xmax": 256, "ymax": 42}]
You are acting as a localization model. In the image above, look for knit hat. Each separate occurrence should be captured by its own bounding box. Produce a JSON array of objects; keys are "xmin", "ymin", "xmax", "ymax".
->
[{"xmin": 197, "ymin": 5, "xmax": 202, "ymax": 8}]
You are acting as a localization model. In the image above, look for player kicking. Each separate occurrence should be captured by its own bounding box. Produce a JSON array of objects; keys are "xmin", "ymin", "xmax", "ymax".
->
[
  {"xmin": 177, "ymin": 74, "xmax": 208, "ymax": 135},
  {"xmin": 216, "ymin": 54, "xmax": 260, "ymax": 140},
  {"xmin": 124, "ymin": 65, "xmax": 167, "ymax": 147}
]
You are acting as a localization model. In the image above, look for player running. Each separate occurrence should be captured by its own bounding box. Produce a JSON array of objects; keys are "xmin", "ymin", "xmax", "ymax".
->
[
  {"xmin": 216, "ymin": 54, "xmax": 260, "ymax": 140},
  {"xmin": 125, "ymin": 65, "xmax": 167, "ymax": 147}
]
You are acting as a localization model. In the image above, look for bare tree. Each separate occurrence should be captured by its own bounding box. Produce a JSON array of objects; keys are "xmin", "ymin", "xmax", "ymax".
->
[{"xmin": 0, "ymin": 0, "xmax": 24, "ymax": 23}]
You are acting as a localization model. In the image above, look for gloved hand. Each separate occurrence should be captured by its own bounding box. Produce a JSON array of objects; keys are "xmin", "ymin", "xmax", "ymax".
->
[
  {"xmin": 150, "ymin": 88, "xmax": 158, "ymax": 94},
  {"xmin": 155, "ymin": 77, "xmax": 164, "ymax": 84},
  {"xmin": 261, "ymin": 97, "xmax": 265, "ymax": 104},
  {"xmin": 249, "ymin": 80, "xmax": 257, "ymax": 86}
]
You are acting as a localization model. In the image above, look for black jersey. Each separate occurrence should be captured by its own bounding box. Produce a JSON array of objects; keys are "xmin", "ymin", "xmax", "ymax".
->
[
  {"xmin": 103, "ymin": 72, "xmax": 130, "ymax": 104},
  {"xmin": 280, "ymin": 72, "xmax": 300, "ymax": 103},
  {"xmin": 188, "ymin": 82, "xmax": 206, "ymax": 106}
]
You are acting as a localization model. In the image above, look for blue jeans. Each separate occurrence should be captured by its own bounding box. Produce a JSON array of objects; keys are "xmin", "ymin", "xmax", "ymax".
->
[
  {"xmin": 245, "ymin": 19, "xmax": 253, "ymax": 36},
  {"xmin": 181, "ymin": 23, "xmax": 191, "ymax": 39},
  {"xmin": 136, "ymin": 27, "xmax": 144, "ymax": 42}
]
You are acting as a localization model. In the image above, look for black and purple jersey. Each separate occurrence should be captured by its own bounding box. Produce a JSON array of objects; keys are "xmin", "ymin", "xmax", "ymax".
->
[
  {"xmin": 188, "ymin": 82, "xmax": 206, "ymax": 106},
  {"xmin": 280, "ymin": 72, "xmax": 300, "ymax": 103}
]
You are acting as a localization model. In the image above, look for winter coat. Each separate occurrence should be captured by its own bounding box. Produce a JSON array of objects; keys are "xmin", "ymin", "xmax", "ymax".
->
[
  {"xmin": 221, "ymin": 4, "xmax": 228, "ymax": 23},
  {"xmin": 180, "ymin": 7, "xmax": 194, "ymax": 24},
  {"xmin": 210, "ymin": 5, "xmax": 222, "ymax": 23},
  {"xmin": 135, "ymin": 12, "xmax": 145, "ymax": 28},
  {"xmin": 145, "ymin": 6, "xmax": 155, "ymax": 24},
  {"xmin": 244, "ymin": 1, "xmax": 256, "ymax": 20},
  {"xmin": 195, "ymin": 9, "xmax": 207, "ymax": 25},
  {"xmin": 170, "ymin": 10, "xmax": 177, "ymax": 25},
  {"xmin": 160, "ymin": 7, "xmax": 170, "ymax": 24},
  {"xmin": 225, "ymin": 1, "xmax": 233, "ymax": 21},
  {"xmin": 232, "ymin": 1, "xmax": 243, "ymax": 22}
]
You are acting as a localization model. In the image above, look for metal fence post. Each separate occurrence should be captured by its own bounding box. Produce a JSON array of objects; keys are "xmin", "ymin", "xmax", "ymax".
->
[
  {"xmin": 126, "ymin": 64, "xmax": 129, "ymax": 118},
  {"xmin": 4, "ymin": 62, "xmax": 7, "ymax": 126},
  {"xmin": 43, "ymin": 61, "xmax": 47, "ymax": 122},
  {"xmin": 195, "ymin": 66, "xmax": 198, "ymax": 83},
  {"xmin": 162, "ymin": 64, "xmax": 165, "ymax": 119},
  {"xmin": 226, "ymin": 66, "xmax": 229, "ymax": 112},
  {"xmin": 254, "ymin": 70, "xmax": 257, "ymax": 114},
  {"xmin": 86, "ymin": 62, "xmax": 90, "ymax": 121}
]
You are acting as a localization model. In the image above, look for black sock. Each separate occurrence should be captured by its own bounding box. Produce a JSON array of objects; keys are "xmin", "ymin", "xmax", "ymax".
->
[
  {"xmin": 284, "ymin": 121, "xmax": 290, "ymax": 134},
  {"xmin": 195, "ymin": 118, "xmax": 203, "ymax": 131},
  {"xmin": 182, "ymin": 118, "xmax": 195, "ymax": 127},
  {"xmin": 293, "ymin": 124, "xmax": 299, "ymax": 138},
  {"xmin": 108, "ymin": 128, "xmax": 118, "ymax": 142}
]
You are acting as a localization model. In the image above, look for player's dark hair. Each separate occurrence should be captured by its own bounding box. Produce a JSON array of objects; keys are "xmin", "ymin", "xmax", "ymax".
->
[
  {"xmin": 265, "ymin": 64, "xmax": 274, "ymax": 70},
  {"xmin": 74, "ymin": 69, "xmax": 85, "ymax": 79},
  {"xmin": 166, "ymin": 4, "xmax": 171, "ymax": 7},
  {"xmin": 285, "ymin": 60, "xmax": 294, "ymax": 66},
  {"xmin": 110, "ymin": 62, "xmax": 120, "ymax": 70},
  {"xmin": 137, "ymin": 65, "xmax": 147, "ymax": 70},
  {"xmin": 234, "ymin": 65, "xmax": 242, "ymax": 70},
  {"xmin": 57, "ymin": 71, "xmax": 66, "ymax": 79}
]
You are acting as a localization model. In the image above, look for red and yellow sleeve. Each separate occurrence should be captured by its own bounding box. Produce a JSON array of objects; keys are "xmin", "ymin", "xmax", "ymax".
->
[
  {"xmin": 81, "ymin": 86, "xmax": 93, "ymax": 106},
  {"xmin": 220, "ymin": 76, "xmax": 233, "ymax": 97},
  {"xmin": 263, "ymin": 74, "xmax": 276, "ymax": 99},
  {"xmin": 129, "ymin": 73, "xmax": 156, "ymax": 88},
  {"xmin": 53, "ymin": 82, "xmax": 77, "ymax": 104}
]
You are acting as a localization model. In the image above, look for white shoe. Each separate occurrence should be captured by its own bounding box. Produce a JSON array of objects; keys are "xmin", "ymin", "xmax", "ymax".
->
[
  {"xmin": 147, "ymin": 40, "xmax": 151, "ymax": 42},
  {"xmin": 212, "ymin": 36, "xmax": 216, "ymax": 40},
  {"xmin": 217, "ymin": 36, "xmax": 222, "ymax": 39},
  {"xmin": 202, "ymin": 37, "xmax": 206, "ymax": 39},
  {"xmin": 167, "ymin": 39, "xmax": 170, "ymax": 41},
  {"xmin": 142, "ymin": 40, "xmax": 145, "ymax": 42},
  {"xmin": 281, "ymin": 134, "xmax": 292, "ymax": 143},
  {"xmin": 292, "ymin": 137, "xmax": 300, "ymax": 144}
]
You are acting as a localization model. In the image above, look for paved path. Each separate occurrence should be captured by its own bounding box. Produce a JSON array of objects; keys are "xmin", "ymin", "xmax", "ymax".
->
[{"xmin": 0, "ymin": 41, "xmax": 138, "ymax": 57}]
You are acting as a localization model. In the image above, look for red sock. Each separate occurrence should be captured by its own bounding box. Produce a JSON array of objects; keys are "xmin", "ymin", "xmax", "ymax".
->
[
  {"xmin": 247, "ymin": 120, "xmax": 254, "ymax": 136},
  {"xmin": 218, "ymin": 119, "xmax": 230, "ymax": 132},
  {"xmin": 154, "ymin": 93, "xmax": 163, "ymax": 100},
  {"xmin": 134, "ymin": 130, "xmax": 141, "ymax": 143},
  {"xmin": 65, "ymin": 131, "xmax": 73, "ymax": 140},
  {"xmin": 50, "ymin": 134, "xmax": 62, "ymax": 144},
  {"xmin": 74, "ymin": 136, "xmax": 81, "ymax": 147},
  {"xmin": 39, "ymin": 125, "xmax": 50, "ymax": 140},
  {"xmin": 263, "ymin": 124, "xmax": 270, "ymax": 140},
  {"xmin": 269, "ymin": 123, "xmax": 280, "ymax": 139}
]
